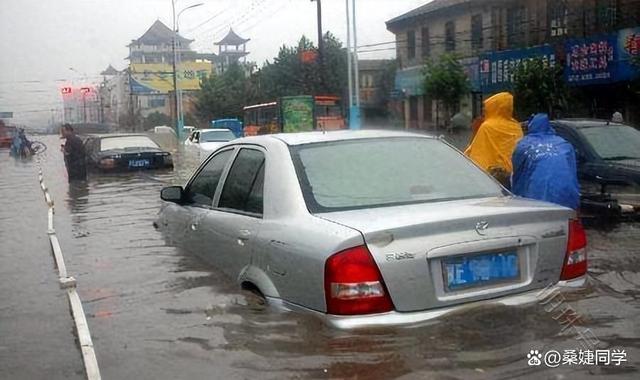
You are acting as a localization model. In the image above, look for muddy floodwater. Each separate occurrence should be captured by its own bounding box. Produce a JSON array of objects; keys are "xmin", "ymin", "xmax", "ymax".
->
[{"xmin": 1, "ymin": 134, "xmax": 639, "ymax": 379}]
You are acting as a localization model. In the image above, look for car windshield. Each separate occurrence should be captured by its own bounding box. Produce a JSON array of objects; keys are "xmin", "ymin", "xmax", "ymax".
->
[
  {"xmin": 580, "ymin": 125, "xmax": 640, "ymax": 160},
  {"xmin": 291, "ymin": 138, "xmax": 504, "ymax": 212},
  {"xmin": 100, "ymin": 136, "xmax": 159, "ymax": 151},
  {"xmin": 200, "ymin": 130, "xmax": 235, "ymax": 142}
]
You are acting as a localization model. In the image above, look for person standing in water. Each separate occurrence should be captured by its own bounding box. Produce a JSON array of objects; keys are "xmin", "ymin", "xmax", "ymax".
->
[{"xmin": 61, "ymin": 124, "xmax": 87, "ymax": 181}]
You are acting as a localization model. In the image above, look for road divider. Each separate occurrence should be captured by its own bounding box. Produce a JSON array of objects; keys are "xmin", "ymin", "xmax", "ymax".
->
[{"xmin": 36, "ymin": 165, "xmax": 101, "ymax": 380}]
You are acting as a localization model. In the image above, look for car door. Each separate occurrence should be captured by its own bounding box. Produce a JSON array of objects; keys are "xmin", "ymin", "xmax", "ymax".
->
[
  {"xmin": 162, "ymin": 148, "xmax": 235, "ymax": 249},
  {"xmin": 190, "ymin": 147, "xmax": 266, "ymax": 280}
]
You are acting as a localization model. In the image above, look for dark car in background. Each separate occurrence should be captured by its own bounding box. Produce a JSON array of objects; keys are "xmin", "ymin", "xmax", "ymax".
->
[
  {"xmin": 551, "ymin": 119, "xmax": 640, "ymax": 218},
  {"xmin": 84, "ymin": 134, "xmax": 173, "ymax": 171}
]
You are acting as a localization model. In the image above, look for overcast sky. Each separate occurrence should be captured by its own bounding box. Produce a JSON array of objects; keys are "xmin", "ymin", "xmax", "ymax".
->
[{"xmin": 0, "ymin": 0, "xmax": 426, "ymax": 126}]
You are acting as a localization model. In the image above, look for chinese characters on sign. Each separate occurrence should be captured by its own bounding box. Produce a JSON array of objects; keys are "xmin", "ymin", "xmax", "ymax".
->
[
  {"xmin": 479, "ymin": 45, "xmax": 555, "ymax": 93},
  {"xmin": 565, "ymin": 37, "xmax": 616, "ymax": 84}
]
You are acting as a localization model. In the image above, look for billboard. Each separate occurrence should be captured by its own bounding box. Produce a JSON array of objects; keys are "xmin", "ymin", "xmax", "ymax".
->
[
  {"xmin": 130, "ymin": 62, "xmax": 213, "ymax": 94},
  {"xmin": 281, "ymin": 96, "xmax": 314, "ymax": 133},
  {"xmin": 616, "ymin": 27, "xmax": 640, "ymax": 81},
  {"xmin": 565, "ymin": 35, "xmax": 617, "ymax": 85},
  {"xmin": 479, "ymin": 45, "xmax": 555, "ymax": 93}
]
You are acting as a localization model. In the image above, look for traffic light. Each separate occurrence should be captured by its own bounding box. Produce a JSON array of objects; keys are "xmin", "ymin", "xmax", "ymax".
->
[
  {"xmin": 80, "ymin": 87, "xmax": 91, "ymax": 94},
  {"xmin": 61, "ymin": 87, "xmax": 72, "ymax": 95}
]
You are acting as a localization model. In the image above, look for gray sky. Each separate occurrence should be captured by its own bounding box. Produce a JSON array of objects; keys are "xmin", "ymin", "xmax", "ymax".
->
[{"xmin": 0, "ymin": 0, "xmax": 425, "ymax": 126}]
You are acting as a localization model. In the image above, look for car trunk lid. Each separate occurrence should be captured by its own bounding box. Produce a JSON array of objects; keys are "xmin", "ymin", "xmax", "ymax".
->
[{"xmin": 316, "ymin": 196, "xmax": 573, "ymax": 312}]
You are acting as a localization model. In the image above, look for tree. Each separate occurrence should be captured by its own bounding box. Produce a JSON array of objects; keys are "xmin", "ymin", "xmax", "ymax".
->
[
  {"xmin": 195, "ymin": 63, "xmax": 256, "ymax": 122},
  {"xmin": 142, "ymin": 111, "xmax": 171, "ymax": 130},
  {"xmin": 513, "ymin": 58, "xmax": 569, "ymax": 119},
  {"xmin": 423, "ymin": 54, "xmax": 470, "ymax": 126}
]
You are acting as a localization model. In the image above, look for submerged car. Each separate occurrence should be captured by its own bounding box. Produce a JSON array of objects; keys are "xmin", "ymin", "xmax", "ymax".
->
[
  {"xmin": 84, "ymin": 133, "xmax": 173, "ymax": 171},
  {"xmin": 185, "ymin": 128, "xmax": 236, "ymax": 153},
  {"xmin": 551, "ymin": 119, "xmax": 640, "ymax": 216},
  {"xmin": 157, "ymin": 130, "xmax": 586, "ymax": 329}
]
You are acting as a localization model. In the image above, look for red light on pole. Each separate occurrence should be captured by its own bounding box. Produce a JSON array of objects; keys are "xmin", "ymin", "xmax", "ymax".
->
[
  {"xmin": 61, "ymin": 87, "xmax": 72, "ymax": 95},
  {"xmin": 80, "ymin": 87, "xmax": 91, "ymax": 94}
]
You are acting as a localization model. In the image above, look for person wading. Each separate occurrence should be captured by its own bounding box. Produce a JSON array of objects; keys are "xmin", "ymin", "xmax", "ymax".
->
[
  {"xmin": 61, "ymin": 124, "xmax": 87, "ymax": 181},
  {"xmin": 511, "ymin": 113, "xmax": 580, "ymax": 210},
  {"xmin": 464, "ymin": 92, "xmax": 523, "ymax": 188}
]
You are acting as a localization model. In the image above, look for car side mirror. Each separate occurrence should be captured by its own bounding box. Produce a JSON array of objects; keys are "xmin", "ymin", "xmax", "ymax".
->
[{"xmin": 161, "ymin": 186, "xmax": 184, "ymax": 203}]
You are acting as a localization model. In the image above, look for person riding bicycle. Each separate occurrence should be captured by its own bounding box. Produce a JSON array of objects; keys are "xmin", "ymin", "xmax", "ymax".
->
[{"xmin": 11, "ymin": 129, "xmax": 33, "ymax": 158}]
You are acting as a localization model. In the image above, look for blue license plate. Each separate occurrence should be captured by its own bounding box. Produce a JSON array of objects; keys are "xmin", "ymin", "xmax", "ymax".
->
[
  {"xmin": 443, "ymin": 251, "xmax": 519, "ymax": 291},
  {"xmin": 128, "ymin": 159, "xmax": 150, "ymax": 168}
]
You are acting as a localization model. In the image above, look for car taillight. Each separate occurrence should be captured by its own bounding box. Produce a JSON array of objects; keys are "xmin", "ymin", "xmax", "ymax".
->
[
  {"xmin": 324, "ymin": 245, "xmax": 394, "ymax": 315},
  {"xmin": 560, "ymin": 219, "xmax": 588, "ymax": 280}
]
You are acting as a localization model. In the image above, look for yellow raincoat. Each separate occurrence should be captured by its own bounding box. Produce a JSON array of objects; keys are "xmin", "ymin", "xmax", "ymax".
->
[{"xmin": 464, "ymin": 92, "xmax": 523, "ymax": 174}]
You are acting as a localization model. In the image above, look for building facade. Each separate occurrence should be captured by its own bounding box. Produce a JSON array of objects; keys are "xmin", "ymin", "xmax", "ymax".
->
[
  {"xmin": 387, "ymin": 0, "xmax": 640, "ymax": 129},
  {"xmin": 126, "ymin": 20, "xmax": 216, "ymax": 118}
]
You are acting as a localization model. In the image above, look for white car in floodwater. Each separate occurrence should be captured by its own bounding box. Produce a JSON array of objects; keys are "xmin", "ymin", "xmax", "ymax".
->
[{"xmin": 185, "ymin": 128, "xmax": 237, "ymax": 156}]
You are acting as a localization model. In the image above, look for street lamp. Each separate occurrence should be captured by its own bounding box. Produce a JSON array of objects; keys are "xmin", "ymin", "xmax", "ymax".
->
[{"xmin": 172, "ymin": 1, "xmax": 203, "ymax": 140}]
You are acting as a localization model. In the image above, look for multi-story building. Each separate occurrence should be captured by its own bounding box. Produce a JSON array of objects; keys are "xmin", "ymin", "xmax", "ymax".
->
[
  {"xmin": 358, "ymin": 59, "xmax": 396, "ymax": 123},
  {"xmin": 126, "ymin": 20, "xmax": 216, "ymax": 118},
  {"xmin": 387, "ymin": 0, "xmax": 640, "ymax": 129}
]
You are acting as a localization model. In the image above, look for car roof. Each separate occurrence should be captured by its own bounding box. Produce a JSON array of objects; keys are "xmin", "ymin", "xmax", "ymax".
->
[
  {"xmin": 198, "ymin": 128, "xmax": 232, "ymax": 132},
  {"xmin": 552, "ymin": 118, "xmax": 628, "ymax": 129},
  {"xmin": 234, "ymin": 129, "xmax": 436, "ymax": 146},
  {"xmin": 86, "ymin": 133, "xmax": 152, "ymax": 139}
]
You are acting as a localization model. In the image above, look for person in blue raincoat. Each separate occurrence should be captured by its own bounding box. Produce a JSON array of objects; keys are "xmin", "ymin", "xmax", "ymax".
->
[{"xmin": 511, "ymin": 113, "xmax": 580, "ymax": 210}]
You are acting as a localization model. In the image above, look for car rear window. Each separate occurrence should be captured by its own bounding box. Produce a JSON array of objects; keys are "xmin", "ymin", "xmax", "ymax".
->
[
  {"xmin": 290, "ymin": 137, "xmax": 504, "ymax": 212},
  {"xmin": 200, "ymin": 130, "xmax": 235, "ymax": 142},
  {"xmin": 580, "ymin": 125, "xmax": 640, "ymax": 160},
  {"xmin": 101, "ymin": 136, "xmax": 159, "ymax": 151}
]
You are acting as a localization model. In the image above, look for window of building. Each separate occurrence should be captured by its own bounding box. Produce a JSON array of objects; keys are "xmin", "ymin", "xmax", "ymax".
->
[
  {"xmin": 471, "ymin": 14, "xmax": 483, "ymax": 50},
  {"xmin": 596, "ymin": 0, "xmax": 618, "ymax": 32},
  {"xmin": 148, "ymin": 97, "xmax": 166, "ymax": 108},
  {"xmin": 507, "ymin": 6, "xmax": 526, "ymax": 47},
  {"xmin": 445, "ymin": 21, "xmax": 456, "ymax": 52},
  {"xmin": 407, "ymin": 30, "xmax": 416, "ymax": 60},
  {"xmin": 549, "ymin": 1, "xmax": 568, "ymax": 37},
  {"xmin": 421, "ymin": 27, "xmax": 430, "ymax": 58}
]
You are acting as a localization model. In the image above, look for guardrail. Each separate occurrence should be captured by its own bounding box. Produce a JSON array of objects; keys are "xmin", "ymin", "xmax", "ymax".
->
[{"xmin": 36, "ymin": 164, "xmax": 101, "ymax": 380}]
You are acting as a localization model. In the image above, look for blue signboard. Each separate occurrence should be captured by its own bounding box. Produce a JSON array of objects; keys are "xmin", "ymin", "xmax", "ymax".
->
[
  {"xmin": 565, "ymin": 34, "xmax": 617, "ymax": 85},
  {"xmin": 479, "ymin": 45, "xmax": 555, "ymax": 93}
]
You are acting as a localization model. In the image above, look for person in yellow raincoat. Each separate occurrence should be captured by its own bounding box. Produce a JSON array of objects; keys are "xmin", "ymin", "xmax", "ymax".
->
[{"xmin": 464, "ymin": 92, "xmax": 523, "ymax": 187}]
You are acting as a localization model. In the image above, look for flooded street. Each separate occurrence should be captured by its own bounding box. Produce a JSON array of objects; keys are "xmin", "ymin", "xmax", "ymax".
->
[{"xmin": 1, "ymin": 134, "xmax": 639, "ymax": 380}]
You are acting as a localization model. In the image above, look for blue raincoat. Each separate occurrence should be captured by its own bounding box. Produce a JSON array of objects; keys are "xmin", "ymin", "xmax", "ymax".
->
[{"xmin": 511, "ymin": 114, "xmax": 580, "ymax": 210}]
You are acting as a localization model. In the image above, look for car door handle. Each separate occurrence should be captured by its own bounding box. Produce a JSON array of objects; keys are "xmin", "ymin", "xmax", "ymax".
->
[{"xmin": 237, "ymin": 230, "xmax": 251, "ymax": 246}]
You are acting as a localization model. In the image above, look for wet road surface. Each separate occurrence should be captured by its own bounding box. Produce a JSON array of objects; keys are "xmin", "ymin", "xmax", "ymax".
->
[{"xmin": 1, "ymin": 134, "xmax": 639, "ymax": 379}]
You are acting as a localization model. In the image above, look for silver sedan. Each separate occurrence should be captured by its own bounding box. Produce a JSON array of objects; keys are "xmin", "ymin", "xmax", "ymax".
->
[{"xmin": 157, "ymin": 130, "xmax": 587, "ymax": 329}]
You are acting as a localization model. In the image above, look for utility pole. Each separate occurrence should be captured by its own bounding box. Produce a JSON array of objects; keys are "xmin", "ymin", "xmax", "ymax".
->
[
  {"xmin": 172, "ymin": 0, "xmax": 179, "ymax": 137},
  {"xmin": 312, "ymin": 0, "xmax": 324, "ymax": 90},
  {"xmin": 345, "ymin": 0, "xmax": 353, "ymax": 111}
]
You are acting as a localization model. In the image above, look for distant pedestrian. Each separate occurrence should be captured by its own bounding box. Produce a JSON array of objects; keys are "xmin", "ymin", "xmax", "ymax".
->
[
  {"xmin": 612, "ymin": 111, "xmax": 624, "ymax": 123},
  {"xmin": 465, "ymin": 92, "xmax": 523, "ymax": 188},
  {"xmin": 511, "ymin": 113, "xmax": 580, "ymax": 210},
  {"xmin": 61, "ymin": 124, "xmax": 87, "ymax": 182}
]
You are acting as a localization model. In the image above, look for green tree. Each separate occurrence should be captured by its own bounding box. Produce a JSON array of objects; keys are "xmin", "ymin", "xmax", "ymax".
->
[
  {"xmin": 423, "ymin": 54, "xmax": 470, "ymax": 126},
  {"xmin": 142, "ymin": 111, "xmax": 171, "ymax": 130},
  {"xmin": 513, "ymin": 58, "xmax": 568, "ymax": 119},
  {"xmin": 254, "ymin": 33, "xmax": 348, "ymax": 101},
  {"xmin": 195, "ymin": 63, "xmax": 255, "ymax": 122}
]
